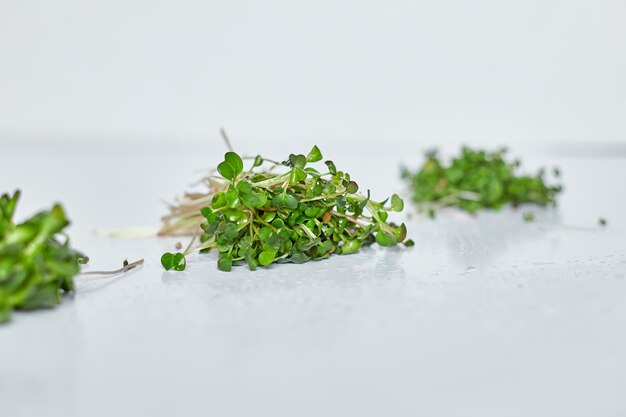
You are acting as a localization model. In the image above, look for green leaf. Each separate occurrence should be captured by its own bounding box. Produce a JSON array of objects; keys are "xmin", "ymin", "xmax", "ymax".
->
[
  {"xmin": 288, "ymin": 154, "xmax": 307, "ymax": 169},
  {"xmin": 217, "ymin": 161, "xmax": 235, "ymax": 180},
  {"xmin": 218, "ymin": 152, "xmax": 244, "ymax": 180},
  {"xmin": 289, "ymin": 167, "xmax": 308, "ymax": 185},
  {"xmin": 242, "ymin": 192, "xmax": 260, "ymax": 208},
  {"xmin": 259, "ymin": 250, "xmax": 276, "ymax": 266},
  {"xmin": 161, "ymin": 252, "xmax": 174, "ymax": 270},
  {"xmin": 258, "ymin": 227, "xmax": 273, "ymax": 241},
  {"xmin": 335, "ymin": 195, "xmax": 346, "ymax": 210},
  {"xmin": 325, "ymin": 160, "xmax": 337, "ymax": 175},
  {"xmin": 288, "ymin": 251, "xmax": 309, "ymax": 264},
  {"xmin": 217, "ymin": 253, "xmax": 233, "ymax": 271},
  {"xmin": 346, "ymin": 181, "xmax": 359, "ymax": 194},
  {"xmin": 172, "ymin": 252, "xmax": 186, "ymax": 271},
  {"xmin": 376, "ymin": 230, "xmax": 397, "ymax": 246},
  {"xmin": 200, "ymin": 207, "xmax": 213, "ymax": 219},
  {"xmin": 396, "ymin": 223, "xmax": 407, "ymax": 242},
  {"xmin": 323, "ymin": 183, "xmax": 336, "ymax": 195},
  {"xmin": 255, "ymin": 194, "xmax": 268, "ymax": 208},
  {"xmin": 236, "ymin": 180, "xmax": 253, "ymax": 195},
  {"xmin": 273, "ymin": 193, "xmax": 299, "ymax": 210},
  {"xmin": 317, "ymin": 240, "xmax": 333, "ymax": 255},
  {"xmin": 307, "ymin": 145, "xmax": 323, "ymax": 162},
  {"xmin": 262, "ymin": 211, "xmax": 276, "ymax": 223},
  {"xmin": 297, "ymin": 237, "xmax": 321, "ymax": 251},
  {"xmin": 212, "ymin": 192, "xmax": 228, "ymax": 209},
  {"xmin": 245, "ymin": 251, "xmax": 258, "ymax": 270},
  {"xmin": 305, "ymin": 167, "xmax": 321, "ymax": 178},
  {"xmin": 340, "ymin": 239, "xmax": 361, "ymax": 255},
  {"xmin": 224, "ymin": 152, "xmax": 244, "ymax": 176},
  {"xmin": 390, "ymin": 194, "xmax": 404, "ymax": 211},
  {"xmin": 223, "ymin": 223, "xmax": 239, "ymax": 240},
  {"xmin": 253, "ymin": 155, "xmax": 263, "ymax": 167},
  {"xmin": 271, "ymin": 218, "xmax": 285, "ymax": 228},
  {"xmin": 224, "ymin": 187, "xmax": 239, "ymax": 207}
]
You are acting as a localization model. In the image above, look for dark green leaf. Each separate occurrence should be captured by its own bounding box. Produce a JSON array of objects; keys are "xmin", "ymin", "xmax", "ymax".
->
[
  {"xmin": 325, "ymin": 160, "xmax": 337, "ymax": 175},
  {"xmin": 217, "ymin": 161, "xmax": 235, "ymax": 180},
  {"xmin": 217, "ymin": 253, "xmax": 233, "ymax": 271},
  {"xmin": 346, "ymin": 181, "xmax": 359, "ymax": 194},
  {"xmin": 236, "ymin": 180, "xmax": 253, "ymax": 195},
  {"xmin": 288, "ymin": 154, "xmax": 307, "ymax": 169},
  {"xmin": 172, "ymin": 252, "xmax": 186, "ymax": 271},
  {"xmin": 224, "ymin": 152, "xmax": 244, "ymax": 177},
  {"xmin": 218, "ymin": 152, "xmax": 244, "ymax": 180},
  {"xmin": 161, "ymin": 252, "xmax": 174, "ymax": 270},
  {"xmin": 288, "ymin": 251, "xmax": 309, "ymax": 264}
]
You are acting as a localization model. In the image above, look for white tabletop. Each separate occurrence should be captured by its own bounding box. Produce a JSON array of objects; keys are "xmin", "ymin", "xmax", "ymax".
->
[{"xmin": 1, "ymin": 142, "xmax": 625, "ymax": 417}]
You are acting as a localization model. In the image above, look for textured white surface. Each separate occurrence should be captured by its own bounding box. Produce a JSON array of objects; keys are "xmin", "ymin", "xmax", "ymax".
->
[{"xmin": 1, "ymin": 144, "xmax": 625, "ymax": 417}]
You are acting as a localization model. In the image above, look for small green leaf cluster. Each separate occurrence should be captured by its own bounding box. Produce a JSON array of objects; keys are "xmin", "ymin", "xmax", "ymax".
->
[
  {"xmin": 403, "ymin": 147, "xmax": 562, "ymax": 217},
  {"xmin": 160, "ymin": 252, "xmax": 186, "ymax": 271},
  {"xmin": 161, "ymin": 146, "xmax": 411, "ymax": 272},
  {"xmin": 0, "ymin": 191, "xmax": 85, "ymax": 323}
]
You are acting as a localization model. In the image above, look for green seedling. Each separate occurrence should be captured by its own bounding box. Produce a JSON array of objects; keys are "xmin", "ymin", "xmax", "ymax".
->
[
  {"xmin": 0, "ymin": 191, "xmax": 85, "ymax": 323},
  {"xmin": 403, "ymin": 147, "xmax": 562, "ymax": 218},
  {"xmin": 160, "ymin": 146, "xmax": 411, "ymax": 271}
]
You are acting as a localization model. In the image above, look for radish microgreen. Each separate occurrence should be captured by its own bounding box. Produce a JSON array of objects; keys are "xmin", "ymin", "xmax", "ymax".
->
[
  {"xmin": 160, "ymin": 146, "xmax": 412, "ymax": 272},
  {"xmin": 403, "ymin": 147, "xmax": 562, "ymax": 218}
]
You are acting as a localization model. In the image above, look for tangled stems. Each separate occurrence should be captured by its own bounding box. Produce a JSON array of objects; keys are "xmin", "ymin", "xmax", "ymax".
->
[
  {"xmin": 161, "ymin": 146, "xmax": 413, "ymax": 272},
  {"xmin": 403, "ymin": 147, "xmax": 562, "ymax": 218}
]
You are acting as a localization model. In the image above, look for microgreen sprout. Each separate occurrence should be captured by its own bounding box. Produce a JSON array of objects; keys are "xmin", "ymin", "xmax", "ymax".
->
[
  {"xmin": 403, "ymin": 147, "xmax": 562, "ymax": 218},
  {"xmin": 160, "ymin": 146, "xmax": 411, "ymax": 271},
  {"xmin": 0, "ymin": 190, "xmax": 85, "ymax": 323},
  {"xmin": 1, "ymin": 191, "xmax": 144, "ymax": 323}
]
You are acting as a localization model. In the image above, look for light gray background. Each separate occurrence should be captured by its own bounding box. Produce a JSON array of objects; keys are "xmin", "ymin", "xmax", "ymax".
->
[
  {"xmin": 2, "ymin": 2, "xmax": 626, "ymax": 417},
  {"xmin": 1, "ymin": 0, "xmax": 625, "ymax": 151}
]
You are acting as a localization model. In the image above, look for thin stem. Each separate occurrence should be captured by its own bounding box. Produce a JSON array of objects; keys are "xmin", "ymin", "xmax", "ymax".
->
[
  {"xmin": 79, "ymin": 259, "xmax": 144, "ymax": 276},
  {"xmin": 330, "ymin": 210, "xmax": 368, "ymax": 227},
  {"xmin": 220, "ymin": 128, "xmax": 234, "ymax": 152},
  {"xmin": 183, "ymin": 227, "xmax": 200, "ymax": 255},
  {"xmin": 300, "ymin": 224, "xmax": 317, "ymax": 240},
  {"xmin": 189, "ymin": 239, "xmax": 217, "ymax": 253}
]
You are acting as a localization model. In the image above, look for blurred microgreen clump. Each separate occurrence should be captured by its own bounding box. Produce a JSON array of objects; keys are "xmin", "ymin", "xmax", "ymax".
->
[
  {"xmin": 0, "ymin": 191, "xmax": 86, "ymax": 323},
  {"xmin": 402, "ymin": 147, "xmax": 562, "ymax": 218},
  {"xmin": 161, "ymin": 146, "xmax": 412, "ymax": 272}
]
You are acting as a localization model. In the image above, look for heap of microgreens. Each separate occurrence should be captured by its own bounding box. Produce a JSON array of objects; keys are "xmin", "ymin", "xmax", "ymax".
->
[
  {"xmin": 0, "ymin": 190, "xmax": 86, "ymax": 323},
  {"xmin": 402, "ymin": 147, "xmax": 562, "ymax": 218},
  {"xmin": 160, "ymin": 146, "xmax": 413, "ymax": 272},
  {"xmin": 0, "ymin": 191, "xmax": 144, "ymax": 324}
]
